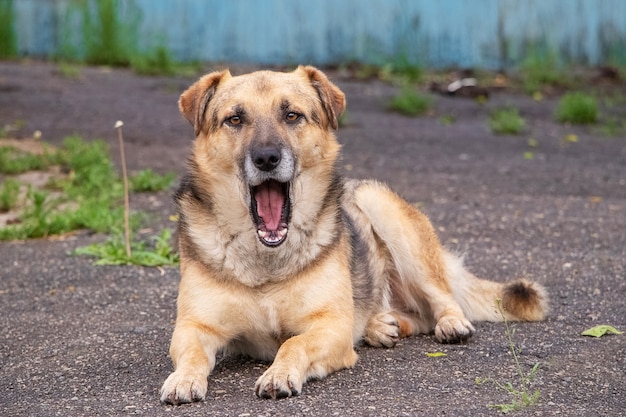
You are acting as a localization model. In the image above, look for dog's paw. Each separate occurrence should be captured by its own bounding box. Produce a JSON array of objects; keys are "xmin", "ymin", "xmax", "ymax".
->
[
  {"xmin": 435, "ymin": 315, "xmax": 475, "ymax": 343},
  {"xmin": 254, "ymin": 366, "xmax": 303, "ymax": 400},
  {"xmin": 160, "ymin": 370, "xmax": 208, "ymax": 405},
  {"xmin": 364, "ymin": 312, "xmax": 400, "ymax": 348}
]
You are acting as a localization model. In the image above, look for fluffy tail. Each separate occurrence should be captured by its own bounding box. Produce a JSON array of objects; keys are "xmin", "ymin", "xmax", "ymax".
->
[{"xmin": 445, "ymin": 252, "xmax": 549, "ymax": 322}]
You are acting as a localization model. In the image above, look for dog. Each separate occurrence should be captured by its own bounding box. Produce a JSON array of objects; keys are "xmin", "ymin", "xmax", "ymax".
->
[{"xmin": 160, "ymin": 66, "xmax": 548, "ymax": 404}]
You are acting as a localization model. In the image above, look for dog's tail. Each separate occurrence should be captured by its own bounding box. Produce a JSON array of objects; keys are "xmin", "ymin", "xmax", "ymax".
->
[
  {"xmin": 443, "ymin": 252, "xmax": 549, "ymax": 322},
  {"xmin": 351, "ymin": 180, "xmax": 548, "ymax": 324}
]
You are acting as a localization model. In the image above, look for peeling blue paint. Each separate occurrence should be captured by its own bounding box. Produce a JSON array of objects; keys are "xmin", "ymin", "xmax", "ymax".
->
[{"xmin": 10, "ymin": 0, "xmax": 626, "ymax": 68}]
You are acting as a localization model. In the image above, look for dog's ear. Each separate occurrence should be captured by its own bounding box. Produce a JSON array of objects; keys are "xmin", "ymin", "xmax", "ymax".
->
[
  {"xmin": 298, "ymin": 66, "xmax": 346, "ymax": 130},
  {"xmin": 179, "ymin": 70, "xmax": 231, "ymax": 136}
]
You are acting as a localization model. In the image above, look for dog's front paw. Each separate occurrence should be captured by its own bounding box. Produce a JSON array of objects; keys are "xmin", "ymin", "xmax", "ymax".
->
[
  {"xmin": 364, "ymin": 312, "xmax": 400, "ymax": 348},
  {"xmin": 160, "ymin": 370, "xmax": 208, "ymax": 405},
  {"xmin": 255, "ymin": 366, "xmax": 303, "ymax": 399},
  {"xmin": 435, "ymin": 315, "xmax": 475, "ymax": 343}
]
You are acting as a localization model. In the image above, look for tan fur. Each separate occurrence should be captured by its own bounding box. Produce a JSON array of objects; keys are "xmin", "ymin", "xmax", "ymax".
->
[{"xmin": 160, "ymin": 66, "xmax": 549, "ymax": 404}]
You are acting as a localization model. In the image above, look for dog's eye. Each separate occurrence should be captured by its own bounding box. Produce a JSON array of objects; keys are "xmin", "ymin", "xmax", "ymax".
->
[
  {"xmin": 285, "ymin": 112, "xmax": 300, "ymax": 123},
  {"xmin": 227, "ymin": 116, "xmax": 242, "ymax": 126}
]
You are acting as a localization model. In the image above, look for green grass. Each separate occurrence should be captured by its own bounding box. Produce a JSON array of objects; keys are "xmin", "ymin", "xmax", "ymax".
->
[
  {"xmin": 0, "ymin": 135, "xmax": 178, "ymax": 266},
  {"xmin": 130, "ymin": 45, "xmax": 176, "ymax": 76},
  {"xmin": 595, "ymin": 117, "xmax": 626, "ymax": 137},
  {"xmin": 490, "ymin": 108, "xmax": 526, "ymax": 135},
  {"xmin": 0, "ymin": 178, "xmax": 20, "ymax": 212},
  {"xmin": 382, "ymin": 54, "xmax": 423, "ymax": 83},
  {"xmin": 348, "ymin": 53, "xmax": 422, "ymax": 84},
  {"xmin": 57, "ymin": 61, "xmax": 83, "ymax": 79},
  {"xmin": 0, "ymin": 145, "xmax": 61, "ymax": 174},
  {"xmin": 130, "ymin": 168, "xmax": 175, "ymax": 192},
  {"xmin": 0, "ymin": 136, "xmax": 171, "ymax": 238},
  {"xmin": 0, "ymin": 0, "xmax": 17, "ymax": 58},
  {"xmin": 82, "ymin": 0, "xmax": 138, "ymax": 66},
  {"xmin": 388, "ymin": 86, "xmax": 431, "ymax": 116},
  {"xmin": 74, "ymin": 229, "xmax": 178, "ymax": 266},
  {"xmin": 476, "ymin": 299, "xmax": 541, "ymax": 413},
  {"xmin": 57, "ymin": 0, "xmax": 188, "ymax": 77},
  {"xmin": 0, "ymin": 136, "xmax": 121, "ymax": 239},
  {"xmin": 555, "ymin": 92, "xmax": 598, "ymax": 124},
  {"xmin": 520, "ymin": 47, "xmax": 567, "ymax": 94}
]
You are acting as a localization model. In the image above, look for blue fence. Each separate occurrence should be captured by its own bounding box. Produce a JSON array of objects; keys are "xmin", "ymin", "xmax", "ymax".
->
[{"xmin": 10, "ymin": 0, "xmax": 626, "ymax": 69}]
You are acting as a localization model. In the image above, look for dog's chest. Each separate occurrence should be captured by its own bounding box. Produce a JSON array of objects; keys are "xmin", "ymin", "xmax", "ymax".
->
[
  {"xmin": 226, "ymin": 295, "xmax": 291, "ymax": 361},
  {"xmin": 257, "ymin": 296, "xmax": 283, "ymax": 338}
]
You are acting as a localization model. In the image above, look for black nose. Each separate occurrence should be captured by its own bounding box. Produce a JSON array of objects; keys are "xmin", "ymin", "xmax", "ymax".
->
[{"xmin": 251, "ymin": 145, "xmax": 282, "ymax": 172}]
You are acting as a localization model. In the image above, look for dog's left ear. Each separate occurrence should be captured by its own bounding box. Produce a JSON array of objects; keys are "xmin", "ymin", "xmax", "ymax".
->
[
  {"xmin": 298, "ymin": 66, "xmax": 346, "ymax": 130},
  {"xmin": 179, "ymin": 69, "xmax": 232, "ymax": 136}
]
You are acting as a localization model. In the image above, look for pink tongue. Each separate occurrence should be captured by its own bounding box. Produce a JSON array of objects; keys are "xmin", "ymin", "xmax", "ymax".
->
[{"xmin": 255, "ymin": 182, "xmax": 284, "ymax": 231}]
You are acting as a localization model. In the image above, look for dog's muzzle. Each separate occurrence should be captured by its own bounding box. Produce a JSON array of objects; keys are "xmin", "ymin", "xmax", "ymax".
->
[{"xmin": 246, "ymin": 145, "xmax": 294, "ymax": 247}]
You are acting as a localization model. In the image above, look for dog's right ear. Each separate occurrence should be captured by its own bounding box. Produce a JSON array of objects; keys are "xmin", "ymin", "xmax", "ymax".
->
[{"xmin": 179, "ymin": 70, "xmax": 231, "ymax": 136}]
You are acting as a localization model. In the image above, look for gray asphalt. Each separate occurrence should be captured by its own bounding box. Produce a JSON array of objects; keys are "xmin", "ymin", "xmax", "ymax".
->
[{"xmin": 1, "ymin": 62, "xmax": 625, "ymax": 416}]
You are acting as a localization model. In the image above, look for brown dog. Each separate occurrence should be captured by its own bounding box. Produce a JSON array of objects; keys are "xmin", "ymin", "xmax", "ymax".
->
[{"xmin": 160, "ymin": 66, "xmax": 548, "ymax": 403}]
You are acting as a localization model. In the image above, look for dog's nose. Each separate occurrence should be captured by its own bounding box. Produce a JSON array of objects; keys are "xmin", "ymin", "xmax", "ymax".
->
[{"xmin": 251, "ymin": 145, "xmax": 282, "ymax": 172}]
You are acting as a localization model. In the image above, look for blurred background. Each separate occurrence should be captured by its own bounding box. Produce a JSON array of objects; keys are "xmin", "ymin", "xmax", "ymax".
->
[{"xmin": 2, "ymin": 0, "xmax": 626, "ymax": 72}]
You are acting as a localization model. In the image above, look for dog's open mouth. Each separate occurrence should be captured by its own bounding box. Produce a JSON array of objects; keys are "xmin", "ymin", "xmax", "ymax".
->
[{"xmin": 250, "ymin": 180, "xmax": 291, "ymax": 247}]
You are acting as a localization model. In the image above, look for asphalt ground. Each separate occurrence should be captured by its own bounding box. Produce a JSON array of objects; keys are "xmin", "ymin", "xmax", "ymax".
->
[{"xmin": 0, "ymin": 61, "xmax": 625, "ymax": 416}]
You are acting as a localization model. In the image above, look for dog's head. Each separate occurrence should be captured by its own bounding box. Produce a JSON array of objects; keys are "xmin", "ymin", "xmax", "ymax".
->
[{"xmin": 179, "ymin": 66, "xmax": 345, "ymax": 248}]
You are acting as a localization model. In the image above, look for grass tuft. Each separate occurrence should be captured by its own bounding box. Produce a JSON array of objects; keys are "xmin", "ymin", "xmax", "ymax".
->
[
  {"xmin": 0, "ymin": 178, "xmax": 20, "ymax": 212},
  {"xmin": 0, "ymin": 145, "xmax": 60, "ymax": 174},
  {"xmin": 130, "ymin": 46, "xmax": 176, "ymax": 76},
  {"xmin": 388, "ymin": 86, "xmax": 431, "ymax": 116},
  {"xmin": 520, "ymin": 47, "xmax": 567, "ymax": 94},
  {"xmin": 490, "ymin": 108, "xmax": 526, "ymax": 135},
  {"xmin": 74, "ymin": 229, "xmax": 179, "ymax": 266},
  {"xmin": 555, "ymin": 92, "xmax": 598, "ymax": 124},
  {"xmin": 476, "ymin": 299, "xmax": 541, "ymax": 413},
  {"xmin": 130, "ymin": 169, "xmax": 175, "ymax": 192}
]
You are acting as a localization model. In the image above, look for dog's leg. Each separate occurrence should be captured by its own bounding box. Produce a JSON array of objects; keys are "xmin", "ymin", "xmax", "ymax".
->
[
  {"xmin": 255, "ymin": 312, "xmax": 358, "ymax": 399},
  {"xmin": 363, "ymin": 312, "xmax": 400, "ymax": 347},
  {"xmin": 160, "ymin": 259, "xmax": 234, "ymax": 405},
  {"xmin": 160, "ymin": 321, "xmax": 226, "ymax": 404},
  {"xmin": 354, "ymin": 181, "xmax": 475, "ymax": 343},
  {"xmin": 364, "ymin": 310, "xmax": 433, "ymax": 347}
]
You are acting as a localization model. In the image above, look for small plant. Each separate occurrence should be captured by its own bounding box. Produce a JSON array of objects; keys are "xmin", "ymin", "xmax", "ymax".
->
[
  {"xmin": 388, "ymin": 86, "xmax": 431, "ymax": 116},
  {"xmin": 57, "ymin": 61, "xmax": 83, "ymax": 79},
  {"xmin": 130, "ymin": 45, "xmax": 176, "ymax": 76},
  {"xmin": 74, "ymin": 229, "xmax": 179, "ymax": 266},
  {"xmin": 555, "ymin": 92, "xmax": 598, "ymax": 124},
  {"xmin": 490, "ymin": 108, "xmax": 526, "ymax": 135},
  {"xmin": 382, "ymin": 54, "xmax": 423, "ymax": 83},
  {"xmin": 82, "ymin": 0, "xmax": 139, "ymax": 66},
  {"xmin": 520, "ymin": 46, "xmax": 566, "ymax": 93},
  {"xmin": 130, "ymin": 169, "xmax": 175, "ymax": 192},
  {"xmin": 0, "ymin": 178, "xmax": 20, "ymax": 212},
  {"xmin": 476, "ymin": 299, "xmax": 541, "ymax": 413},
  {"xmin": 0, "ymin": 145, "xmax": 60, "ymax": 175}
]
